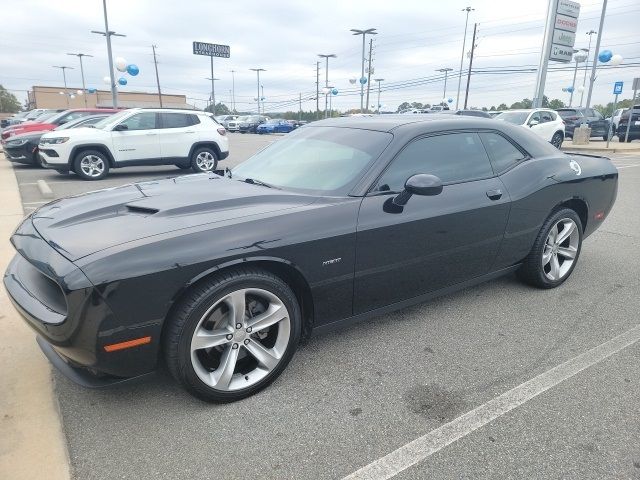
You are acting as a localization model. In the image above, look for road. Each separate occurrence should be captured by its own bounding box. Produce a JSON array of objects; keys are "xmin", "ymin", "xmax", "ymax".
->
[{"xmin": 5, "ymin": 134, "xmax": 640, "ymax": 479}]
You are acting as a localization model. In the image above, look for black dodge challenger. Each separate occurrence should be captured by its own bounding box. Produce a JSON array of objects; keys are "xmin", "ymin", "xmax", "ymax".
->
[{"xmin": 4, "ymin": 116, "xmax": 618, "ymax": 402}]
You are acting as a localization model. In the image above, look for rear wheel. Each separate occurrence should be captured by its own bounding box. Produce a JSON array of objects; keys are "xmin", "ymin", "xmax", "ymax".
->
[
  {"xmin": 550, "ymin": 131, "xmax": 564, "ymax": 149},
  {"xmin": 164, "ymin": 268, "xmax": 301, "ymax": 402},
  {"xmin": 517, "ymin": 208, "xmax": 583, "ymax": 289},
  {"xmin": 73, "ymin": 150, "xmax": 109, "ymax": 180},
  {"xmin": 190, "ymin": 147, "xmax": 218, "ymax": 173}
]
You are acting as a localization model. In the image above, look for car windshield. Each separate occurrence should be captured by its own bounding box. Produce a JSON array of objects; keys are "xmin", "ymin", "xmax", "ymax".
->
[
  {"xmin": 91, "ymin": 110, "xmax": 131, "ymax": 130},
  {"xmin": 232, "ymin": 126, "xmax": 393, "ymax": 195},
  {"xmin": 266, "ymin": 119, "xmax": 281, "ymax": 124},
  {"xmin": 556, "ymin": 109, "xmax": 580, "ymax": 118},
  {"xmin": 54, "ymin": 115, "xmax": 109, "ymax": 130},
  {"xmin": 28, "ymin": 111, "xmax": 57, "ymax": 123},
  {"xmin": 245, "ymin": 116, "xmax": 261, "ymax": 122},
  {"xmin": 234, "ymin": 116, "xmax": 249, "ymax": 122},
  {"xmin": 495, "ymin": 111, "xmax": 529, "ymax": 124}
]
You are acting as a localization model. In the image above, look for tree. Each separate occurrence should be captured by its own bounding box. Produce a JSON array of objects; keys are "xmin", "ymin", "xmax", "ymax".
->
[
  {"xmin": 593, "ymin": 98, "xmax": 636, "ymax": 117},
  {"xmin": 0, "ymin": 85, "xmax": 21, "ymax": 113},
  {"xmin": 496, "ymin": 103, "xmax": 509, "ymax": 111},
  {"xmin": 547, "ymin": 98, "xmax": 565, "ymax": 109},
  {"xmin": 204, "ymin": 102, "xmax": 232, "ymax": 115},
  {"xmin": 510, "ymin": 98, "xmax": 533, "ymax": 109},
  {"xmin": 397, "ymin": 102, "xmax": 411, "ymax": 112}
]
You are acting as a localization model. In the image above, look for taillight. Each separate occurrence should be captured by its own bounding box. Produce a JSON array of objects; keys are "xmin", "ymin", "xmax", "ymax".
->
[{"xmin": 217, "ymin": 127, "xmax": 226, "ymax": 136}]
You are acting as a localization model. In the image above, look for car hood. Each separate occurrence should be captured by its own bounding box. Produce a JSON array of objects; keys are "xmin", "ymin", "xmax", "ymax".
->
[
  {"xmin": 31, "ymin": 173, "xmax": 316, "ymax": 262},
  {"xmin": 6, "ymin": 131, "xmax": 44, "ymax": 142}
]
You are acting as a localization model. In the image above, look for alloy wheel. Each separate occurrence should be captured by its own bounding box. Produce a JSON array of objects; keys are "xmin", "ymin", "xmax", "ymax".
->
[
  {"xmin": 551, "ymin": 133, "xmax": 563, "ymax": 148},
  {"xmin": 542, "ymin": 218, "xmax": 579, "ymax": 281},
  {"xmin": 195, "ymin": 151, "xmax": 216, "ymax": 171},
  {"xmin": 190, "ymin": 288, "xmax": 291, "ymax": 391},
  {"xmin": 79, "ymin": 155, "xmax": 105, "ymax": 177}
]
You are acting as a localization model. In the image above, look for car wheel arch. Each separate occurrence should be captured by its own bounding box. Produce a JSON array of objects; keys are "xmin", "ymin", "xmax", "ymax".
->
[
  {"xmin": 188, "ymin": 141, "xmax": 221, "ymax": 160},
  {"xmin": 70, "ymin": 144, "xmax": 116, "ymax": 167},
  {"xmin": 553, "ymin": 197, "xmax": 588, "ymax": 232},
  {"xmin": 163, "ymin": 257, "xmax": 315, "ymax": 343}
]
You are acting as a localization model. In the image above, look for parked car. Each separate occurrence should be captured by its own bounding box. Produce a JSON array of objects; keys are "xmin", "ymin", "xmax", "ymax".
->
[
  {"xmin": 429, "ymin": 105, "xmax": 450, "ymax": 112},
  {"xmin": 215, "ymin": 115, "xmax": 239, "ymax": 129},
  {"xmin": 438, "ymin": 109, "xmax": 492, "ymax": 118},
  {"xmin": 616, "ymin": 105, "xmax": 640, "ymax": 142},
  {"xmin": 4, "ymin": 116, "xmax": 618, "ymax": 402},
  {"xmin": 495, "ymin": 109, "xmax": 565, "ymax": 148},
  {"xmin": 4, "ymin": 114, "xmax": 114, "ymax": 167},
  {"xmin": 2, "ymin": 108, "xmax": 119, "ymax": 142},
  {"xmin": 556, "ymin": 107, "xmax": 610, "ymax": 140},
  {"xmin": 38, "ymin": 108, "xmax": 229, "ymax": 180},
  {"xmin": 225, "ymin": 116, "xmax": 246, "ymax": 132},
  {"xmin": 238, "ymin": 115, "xmax": 268, "ymax": 133},
  {"xmin": 401, "ymin": 109, "xmax": 430, "ymax": 114},
  {"xmin": 488, "ymin": 111, "xmax": 504, "ymax": 118},
  {"xmin": 610, "ymin": 108, "xmax": 625, "ymax": 131},
  {"xmin": 256, "ymin": 119, "xmax": 295, "ymax": 134}
]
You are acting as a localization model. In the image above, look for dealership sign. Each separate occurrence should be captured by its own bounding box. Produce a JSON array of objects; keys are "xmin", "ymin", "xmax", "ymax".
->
[
  {"xmin": 192, "ymin": 41, "xmax": 230, "ymax": 58},
  {"xmin": 549, "ymin": 0, "xmax": 580, "ymax": 63}
]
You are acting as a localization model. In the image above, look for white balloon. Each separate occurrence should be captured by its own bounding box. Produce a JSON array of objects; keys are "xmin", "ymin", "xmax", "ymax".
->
[
  {"xmin": 103, "ymin": 76, "xmax": 112, "ymax": 85},
  {"xmin": 70, "ymin": 94, "xmax": 76, "ymax": 99},
  {"xmin": 609, "ymin": 54, "xmax": 623, "ymax": 66},
  {"xmin": 115, "ymin": 57, "xmax": 127, "ymax": 72},
  {"xmin": 59, "ymin": 91, "xmax": 65, "ymax": 95},
  {"xmin": 77, "ymin": 90, "xmax": 83, "ymax": 95},
  {"xmin": 442, "ymin": 98, "xmax": 448, "ymax": 104},
  {"xmin": 577, "ymin": 85, "xmax": 585, "ymax": 92}
]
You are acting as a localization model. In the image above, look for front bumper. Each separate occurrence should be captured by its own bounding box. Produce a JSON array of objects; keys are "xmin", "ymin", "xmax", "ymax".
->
[{"xmin": 4, "ymin": 144, "xmax": 37, "ymax": 165}]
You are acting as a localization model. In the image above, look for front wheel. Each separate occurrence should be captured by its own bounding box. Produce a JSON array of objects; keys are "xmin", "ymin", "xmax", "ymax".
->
[
  {"xmin": 550, "ymin": 131, "xmax": 564, "ymax": 149},
  {"xmin": 73, "ymin": 150, "xmax": 109, "ymax": 180},
  {"xmin": 190, "ymin": 147, "xmax": 218, "ymax": 173},
  {"xmin": 164, "ymin": 268, "xmax": 302, "ymax": 402},
  {"xmin": 517, "ymin": 208, "xmax": 583, "ymax": 288}
]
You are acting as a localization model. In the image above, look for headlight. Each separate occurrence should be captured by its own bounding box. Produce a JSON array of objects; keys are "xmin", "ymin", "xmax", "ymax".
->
[
  {"xmin": 7, "ymin": 138, "xmax": 29, "ymax": 147},
  {"xmin": 41, "ymin": 137, "xmax": 70, "ymax": 144}
]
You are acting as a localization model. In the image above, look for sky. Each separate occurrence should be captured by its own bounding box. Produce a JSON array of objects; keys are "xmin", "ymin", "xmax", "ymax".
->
[{"xmin": 0, "ymin": 0, "xmax": 638, "ymax": 113}]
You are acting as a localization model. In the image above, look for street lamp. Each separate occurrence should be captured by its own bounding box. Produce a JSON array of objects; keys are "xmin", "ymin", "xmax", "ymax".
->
[
  {"xmin": 374, "ymin": 78, "xmax": 384, "ymax": 114},
  {"xmin": 436, "ymin": 68, "xmax": 453, "ymax": 104},
  {"xmin": 67, "ymin": 53, "xmax": 93, "ymax": 107},
  {"xmin": 318, "ymin": 54, "xmax": 336, "ymax": 118},
  {"xmin": 205, "ymin": 76, "xmax": 220, "ymax": 114},
  {"xmin": 350, "ymin": 28, "xmax": 377, "ymax": 113},
  {"xmin": 52, "ymin": 65, "xmax": 74, "ymax": 107},
  {"xmin": 579, "ymin": 30, "xmax": 597, "ymax": 107},
  {"xmin": 456, "ymin": 7, "xmax": 474, "ymax": 109},
  {"xmin": 230, "ymin": 70, "xmax": 236, "ymax": 112},
  {"xmin": 91, "ymin": 0, "xmax": 125, "ymax": 108},
  {"xmin": 249, "ymin": 68, "xmax": 266, "ymax": 114},
  {"xmin": 569, "ymin": 49, "xmax": 588, "ymax": 107}
]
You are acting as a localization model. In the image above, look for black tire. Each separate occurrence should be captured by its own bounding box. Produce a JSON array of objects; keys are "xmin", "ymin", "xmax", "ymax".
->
[
  {"xmin": 34, "ymin": 149, "xmax": 46, "ymax": 168},
  {"xmin": 73, "ymin": 149, "xmax": 109, "ymax": 180},
  {"xmin": 190, "ymin": 146, "xmax": 218, "ymax": 173},
  {"xmin": 163, "ymin": 267, "xmax": 302, "ymax": 402},
  {"xmin": 550, "ymin": 131, "xmax": 564, "ymax": 149},
  {"xmin": 517, "ymin": 208, "xmax": 583, "ymax": 289}
]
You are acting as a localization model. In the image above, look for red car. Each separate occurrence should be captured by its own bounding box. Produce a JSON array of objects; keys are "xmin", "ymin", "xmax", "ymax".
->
[{"xmin": 1, "ymin": 108, "xmax": 120, "ymax": 143}]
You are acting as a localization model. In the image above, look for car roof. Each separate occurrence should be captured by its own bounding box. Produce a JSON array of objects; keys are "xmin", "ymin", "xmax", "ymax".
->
[{"xmin": 308, "ymin": 115, "xmax": 506, "ymax": 133}]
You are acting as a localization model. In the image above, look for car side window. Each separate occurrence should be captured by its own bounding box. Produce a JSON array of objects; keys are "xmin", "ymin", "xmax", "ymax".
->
[
  {"xmin": 540, "ymin": 111, "xmax": 553, "ymax": 123},
  {"xmin": 478, "ymin": 132, "xmax": 525, "ymax": 174},
  {"xmin": 118, "ymin": 112, "xmax": 157, "ymax": 131},
  {"xmin": 529, "ymin": 112, "xmax": 541, "ymax": 124},
  {"xmin": 375, "ymin": 132, "xmax": 493, "ymax": 192},
  {"xmin": 160, "ymin": 113, "xmax": 190, "ymax": 129},
  {"xmin": 593, "ymin": 110, "xmax": 603, "ymax": 119},
  {"xmin": 188, "ymin": 114, "xmax": 200, "ymax": 125}
]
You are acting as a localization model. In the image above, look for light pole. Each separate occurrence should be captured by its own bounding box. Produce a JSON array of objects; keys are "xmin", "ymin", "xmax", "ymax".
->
[
  {"xmin": 91, "ymin": 0, "xmax": 125, "ymax": 108},
  {"xmin": 374, "ymin": 78, "xmax": 384, "ymax": 114},
  {"xmin": 250, "ymin": 68, "xmax": 265, "ymax": 114},
  {"xmin": 205, "ymin": 76, "xmax": 220, "ymax": 114},
  {"xmin": 230, "ymin": 70, "xmax": 236, "ymax": 112},
  {"xmin": 456, "ymin": 7, "xmax": 474, "ymax": 109},
  {"xmin": 67, "ymin": 53, "xmax": 92, "ymax": 107},
  {"xmin": 350, "ymin": 28, "xmax": 377, "ymax": 113},
  {"xmin": 318, "ymin": 54, "xmax": 336, "ymax": 118},
  {"xmin": 580, "ymin": 30, "xmax": 597, "ymax": 107},
  {"xmin": 52, "ymin": 65, "xmax": 74, "ymax": 107},
  {"xmin": 436, "ymin": 67, "xmax": 453, "ymax": 104},
  {"xmin": 585, "ymin": 1, "xmax": 607, "ymax": 109},
  {"xmin": 569, "ymin": 49, "xmax": 588, "ymax": 107}
]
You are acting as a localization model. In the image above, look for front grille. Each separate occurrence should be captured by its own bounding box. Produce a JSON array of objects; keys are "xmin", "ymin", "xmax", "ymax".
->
[{"xmin": 40, "ymin": 149, "xmax": 59, "ymax": 157}]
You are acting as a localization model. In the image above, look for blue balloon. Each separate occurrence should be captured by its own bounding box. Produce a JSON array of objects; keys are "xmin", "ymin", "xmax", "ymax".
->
[
  {"xmin": 359, "ymin": 76, "xmax": 367, "ymax": 85},
  {"xmin": 126, "ymin": 64, "xmax": 139, "ymax": 76},
  {"xmin": 87, "ymin": 88, "xmax": 97, "ymax": 93},
  {"xmin": 118, "ymin": 77, "xmax": 128, "ymax": 86},
  {"xmin": 447, "ymin": 97, "xmax": 453, "ymax": 103},
  {"xmin": 567, "ymin": 86, "xmax": 574, "ymax": 93},
  {"xmin": 598, "ymin": 50, "xmax": 613, "ymax": 63},
  {"xmin": 331, "ymin": 88, "xmax": 338, "ymax": 95}
]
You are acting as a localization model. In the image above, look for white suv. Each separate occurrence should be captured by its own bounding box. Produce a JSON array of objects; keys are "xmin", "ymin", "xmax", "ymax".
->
[
  {"xmin": 494, "ymin": 109, "xmax": 565, "ymax": 148},
  {"xmin": 38, "ymin": 108, "xmax": 229, "ymax": 180}
]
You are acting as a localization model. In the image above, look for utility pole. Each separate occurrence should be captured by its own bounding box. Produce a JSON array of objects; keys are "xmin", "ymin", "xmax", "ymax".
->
[
  {"xmin": 261, "ymin": 85, "xmax": 265, "ymax": 114},
  {"xmin": 365, "ymin": 39, "xmax": 373, "ymax": 112},
  {"xmin": 52, "ymin": 65, "xmax": 74, "ymax": 107},
  {"xmin": 569, "ymin": 49, "xmax": 588, "ymax": 107},
  {"xmin": 315, "ymin": 61, "xmax": 320, "ymax": 119},
  {"xmin": 580, "ymin": 30, "xmax": 597, "ymax": 106},
  {"xmin": 463, "ymin": 23, "xmax": 478, "ymax": 109},
  {"xmin": 351, "ymin": 28, "xmax": 377, "ymax": 113},
  {"xmin": 374, "ymin": 78, "xmax": 384, "ymax": 114},
  {"xmin": 230, "ymin": 70, "xmax": 236, "ymax": 112},
  {"xmin": 585, "ymin": 0, "xmax": 607, "ymax": 109},
  {"xmin": 436, "ymin": 67, "xmax": 453, "ymax": 103},
  {"xmin": 456, "ymin": 7, "xmax": 474, "ymax": 109},
  {"xmin": 205, "ymin": 75, "xmax": 220, "ymax": 114},
  {"xmin": 299, "ymin": 93, "xmax": 302, "ymax": 121},
  {"xmin": 67, "ymin": 53, "xmax": 92, "ymax": 107},
  {"xmin": 318, "ymin": 54, "xmax": 336, "ymax": 119},
  {"xmin": 91, "ymin": 0, "xmax": 125, "ymax": 108},
  {"xmin": 151, "ymin": 45, "xmax": 163, "ymax": 108},
  {"xmin": 250, "ymin": 68, "xmax": 265, "ymax": 114}
]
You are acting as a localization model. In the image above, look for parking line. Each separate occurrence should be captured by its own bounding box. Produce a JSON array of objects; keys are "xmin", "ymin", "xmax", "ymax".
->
[
  {"xmin": 615, "ymin": 164, "xmax": 640, "ymax": 169},
  {"xmin": 343, "ymin": 323, "xmax": 640, "ymax": 480}
]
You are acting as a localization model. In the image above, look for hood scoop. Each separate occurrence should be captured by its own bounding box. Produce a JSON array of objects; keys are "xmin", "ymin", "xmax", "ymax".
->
[{"xmin": 125, "ymin": 205, "xmax": 159, "ymax": 216}]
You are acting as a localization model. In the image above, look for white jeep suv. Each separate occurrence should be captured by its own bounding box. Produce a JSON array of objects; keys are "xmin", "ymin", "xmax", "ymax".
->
[
  {"xmin": 494, "ymin": 108, "xmax": 565, "ymax": 148},
  {"xmin": 38, "ymin": 108, "xmax": 229, "ymax": 180}
]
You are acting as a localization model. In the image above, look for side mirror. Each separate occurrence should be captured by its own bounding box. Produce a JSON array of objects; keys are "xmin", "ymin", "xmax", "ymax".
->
[
  {"xmin": 113, "ymin": 124, "xmax": 128, "ymax": 131},
  {"xmin": 528, "ymin": 119, "xmax": 539, "ymax": 127},
  {"xmin": 392, "ymin": 174, "xmax": 443, "ymax": 207}
]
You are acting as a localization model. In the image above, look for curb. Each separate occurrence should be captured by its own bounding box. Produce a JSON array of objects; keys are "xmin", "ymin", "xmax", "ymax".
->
[{"xmin": 37, "ymin": 179, "xmax": 54, "ymax": 199}]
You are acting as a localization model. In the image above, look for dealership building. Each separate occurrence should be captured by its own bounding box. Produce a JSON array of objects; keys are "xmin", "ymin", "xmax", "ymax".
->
[{"xmin": 27, "ymin": 86, "xmax": 194, "ymax": 110}]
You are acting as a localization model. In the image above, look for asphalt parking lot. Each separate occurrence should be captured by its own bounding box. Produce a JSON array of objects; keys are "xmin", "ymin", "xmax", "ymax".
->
[{"xmin": 4, "ymin": 135, "xmax": 640, "ymax": 479}]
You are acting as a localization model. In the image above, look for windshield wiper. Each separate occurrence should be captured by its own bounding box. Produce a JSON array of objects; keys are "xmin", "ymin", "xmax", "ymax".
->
[{"xmin": 243, "ymin": 178, "xmax": 279, "ymax": 189}]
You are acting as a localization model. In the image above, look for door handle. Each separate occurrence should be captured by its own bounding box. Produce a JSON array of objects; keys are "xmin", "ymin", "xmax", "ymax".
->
[{"xmin": 486, "ymin": 189, "xmax": 502, "ymax": 200}]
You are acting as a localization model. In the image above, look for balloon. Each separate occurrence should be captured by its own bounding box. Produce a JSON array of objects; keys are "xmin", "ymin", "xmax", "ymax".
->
[
  {"xmin": 359, "ymin": 76, "xmax": 367, "ymax": 85},
  {"xmin": 76, "ymin": 90, "xmax": 83, "ymax": 95},
  {"xmin": 103, "ymin": 76, "xmax": 112, "ymax": 85},
  {"xmin": 349, "ymin": 78, "xmax": 357, "ymax": 84},
  {"xmin": 567, "ymin": 86, "xmax": 574, "ymax": 93},
  {"xmin": 331, "ymin": 88, "xmax": 338, "ymax": 95},
  {"xmin": 609, "ymin": 54, "xmax": 623, "ymax": 66},
  {"xmin": 118, "ymin": 77, "xmax": 128, "ymax": 86},
  {"xmin": 562, "ymin": 87, "xmax": 568, "ymax": 92},
  {"xmin": 70, "ymin": 94, "xmax": 76, "ymax": 99},
  {"xmin": 577, "ymin": 85, "xmax": 585, "ymax": 93},
  {"xmin": 448, "ymin": 97, "xmax": 453, "ymax": 103},
  {"xmin": 87, "ymin": 88, "xmax": 97, "ymax": 93},
  {"xmin": 126, "ymin": 64, "xmax": 139, "ymax": 76},
  {"xmin": 598, "ymin": 50, "xmax": 612, "ymax": 63},
  {"xmin": 115, "ymin": 57, "xmax": 127, "ymax": 72}
]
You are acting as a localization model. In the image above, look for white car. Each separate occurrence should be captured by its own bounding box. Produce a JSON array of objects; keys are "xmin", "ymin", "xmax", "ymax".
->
[
  {"xmin": 611, "ymin": 108, "xmax": 624, "ymax": 131},
  {"xmin": 495, "ymin": 109, "xmax": 565, "ymax": 148},
  {"xmin": 39, "ymin": 108, "xmax": 229, "ymax": 180}
]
